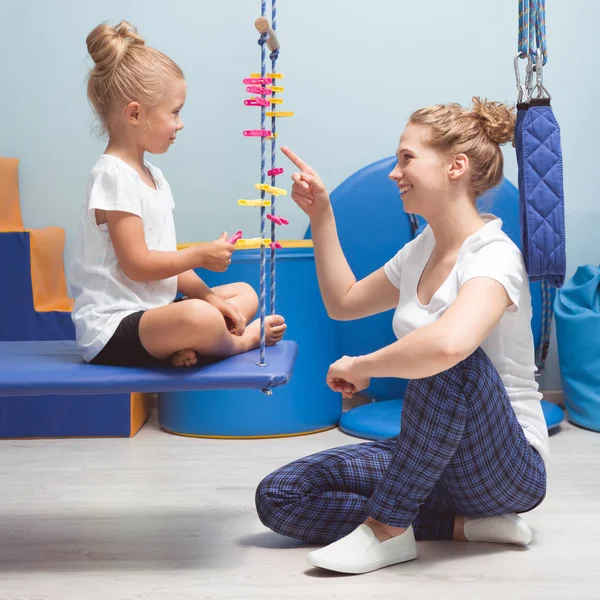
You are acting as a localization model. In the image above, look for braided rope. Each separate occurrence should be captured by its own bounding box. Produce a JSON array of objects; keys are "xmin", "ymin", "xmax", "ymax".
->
[
  {"xmin": 269, "ymin": 0, "xmax": 278, "ymax": 316},
  {"xmin": 519, "ymin": 0, "xmax": 547, "ymax": 65},
  {"xmin": 518, "ymin": 0, "xmax": 529, "ymax": 58},
  {"xmin": 258, "ymin": 0, "xmax": 268, "ymax": 366}
]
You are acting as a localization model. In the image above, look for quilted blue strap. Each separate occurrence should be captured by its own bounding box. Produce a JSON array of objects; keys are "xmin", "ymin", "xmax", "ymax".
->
[{"xmin": 515, "ymin": 98, "xmax": 566, "ymax": 289}]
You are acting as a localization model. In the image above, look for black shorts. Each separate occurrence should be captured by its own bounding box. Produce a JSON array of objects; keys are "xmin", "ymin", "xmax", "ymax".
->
[{"xmin": 90, "ymin": 310, "xmax": 166, "ymax": 367}]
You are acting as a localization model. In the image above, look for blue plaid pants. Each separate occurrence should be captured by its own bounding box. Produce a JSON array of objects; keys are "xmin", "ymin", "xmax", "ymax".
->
[{"xmin": 255, "ymin": 347, "xmax": 547, "ymax": 544}]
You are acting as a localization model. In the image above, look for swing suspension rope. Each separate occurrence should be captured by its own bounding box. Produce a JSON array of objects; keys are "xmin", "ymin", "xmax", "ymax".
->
[
  {"xmin": 516, "ymin": 0, "xmax": 549, "ymax": 101},
  {"xmin": 269, "ymin": 0, "xmax": 279, "ymax": 318},
  {"xmin": 257, "ymin": 0, "xmax": 268, "ymax": 367},
  {"xmin": 256, "ymin": 0, "xmax": 280, "ymax": 366}
]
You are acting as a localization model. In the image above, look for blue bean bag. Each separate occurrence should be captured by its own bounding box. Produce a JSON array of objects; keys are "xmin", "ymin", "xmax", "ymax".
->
[{"xmin": 555, "ymin": 265, "xmax": 600, "ymax": 432}]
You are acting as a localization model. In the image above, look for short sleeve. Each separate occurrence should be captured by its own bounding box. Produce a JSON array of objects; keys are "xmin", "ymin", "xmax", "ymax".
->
[
  {"xmin": 88, "ymin": 164, "xmax": 143, "ymax": 218},
  {"xmin": 383, "ymin": 228, "xmax": 430, "ymax": 289},
  {"xmin": 459, "ymin": 240, "xmax": 527, "ymax": 312},
  {"xmin": 384, "ymin": 249, "xmax": 404, "ymax": 289},
  {"xmin": 384, "ymin": 238, "xmax": 417, "ymax": 289}
]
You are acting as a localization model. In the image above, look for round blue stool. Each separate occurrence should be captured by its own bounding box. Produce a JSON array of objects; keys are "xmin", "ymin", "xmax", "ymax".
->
[
  {"xmin": 158, "ymin": 242, "xmax": 342, "ymax": 439},
  {"xmin": 339, "ymin": 397, "xmax": 564, "ymax": 441}
]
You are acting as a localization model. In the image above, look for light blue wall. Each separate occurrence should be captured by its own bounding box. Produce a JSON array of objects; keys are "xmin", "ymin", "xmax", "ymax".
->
[{"xmin": 1, "ymin": 0, "xmax": 598, "ymax": 390}]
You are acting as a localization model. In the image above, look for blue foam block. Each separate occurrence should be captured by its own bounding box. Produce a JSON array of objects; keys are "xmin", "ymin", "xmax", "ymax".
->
[
  {"xmin": 0, "ymin": 340, "xmax": 298, "ymax": 396},
  {"xmin": 339, "ymin": 398, "xmax": 564, "ymax": 441},
  {"xmin": 0, "ymin": 232, "xmax": 75, "ymax": 341},
  {"xmin": 0, "ymin": 392, "xmax": 134, "ymax": 438}
]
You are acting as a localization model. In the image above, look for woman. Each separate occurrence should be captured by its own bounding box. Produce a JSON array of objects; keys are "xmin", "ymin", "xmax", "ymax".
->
[{"xmin": 255, "ymin": 98, "xmax": 549, "ymax": 574}]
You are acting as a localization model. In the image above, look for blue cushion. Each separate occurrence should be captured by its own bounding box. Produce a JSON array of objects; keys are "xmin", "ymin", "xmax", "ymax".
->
[{"xmin": 339, "ymin": 397, "xmax": 563, "ymax": 441}]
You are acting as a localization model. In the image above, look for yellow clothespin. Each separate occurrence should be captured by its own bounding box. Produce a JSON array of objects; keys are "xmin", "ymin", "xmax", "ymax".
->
[
  {"xmin": 236, "ymin": 238, "xmax": 273, "ymax": 248},
  {"xmin": 236, "ymin": 237, "xmax": 263, "ymax": 247},
  {"xmin": 254, "ymin": 183, "xmax": 287, "ymax": 196},
  {"xmin": 266, "ymin": 111, "xmax": 294, "ymax": 118},
  {"xmin": 266, "ymin": 133, "xmax": 279, "ymax": 139},
  {"xmin": 270, "ymin": 98, "xmax": 284, "ymax": 105},
  {"xmin": 266, "ymin": 73, "xmax": 284, "ymax": 79},
  {"xmin": 238, "ymin": 199, "xmax": 272, "ymax": 207},
  {"xmin": 269, "ymin": 85, "xmax": 284, "ymax": 93}
]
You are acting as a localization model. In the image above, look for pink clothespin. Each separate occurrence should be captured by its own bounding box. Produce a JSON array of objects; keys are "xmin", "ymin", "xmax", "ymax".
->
[
  {"xmin": 246, "ymin": 85, "xmax": 272, "ymax": 96},
  {"xmin": 267, "ymin": 167, "xmax": 284, "ymax": 177},
  {"xmin": 267, "ymin": 214, "xmax": 290, "ymax": 226},
  {"xmin": 244, "ymin": 98, "xmax": 270, "ymax": 107},
  {"xmin": 270, "ymin": 242, "xmax": 283, "ymax": 250},
  {"xmin": 243, "ymin": 77, "xmax": 273, "ymax": 85},
  {"xmin": 228, "ymin": 230, "xmax": 243, "ymax": 244},
  {"xmin": 243, "ymin": 129, "xmax": 272, "ymax": 137}
]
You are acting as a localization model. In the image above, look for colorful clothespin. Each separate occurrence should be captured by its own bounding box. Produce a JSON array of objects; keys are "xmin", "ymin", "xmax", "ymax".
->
[
  {"xmin": 238, "ymin": 199, "xmax": 272, "ymax": 207},
  {"xmin": 267, "ymin": 214, "xmax": 289, "ymax": 225},
  {"xmin": 246, "ymin": 85, "xmax": 272, "ymax": 95},
  {"xmin": 243, "ymin": 77, "xmax": 273, "ymax": 85},
  {"xmin": 267, "ymin": 167, "xmax": 284, "ymax": 177},
  {"xmin": 236, "ymin": 237, "xmax": 263, "ymax": 247},
  {"xmin": 270, "ymin": 242, "xmax": 283, "ymax": 250},
  {"xmin": 244, "ymin": 98, "xmax": 270, "ymax": 107},
  {"xmin": 254, "ymin": 183, "xmax": 287, "ymax": 196},
  {"xmin": 266, "ymin": 111, "xmax": 294, "ymax": 118},
  {"xmin": 228, "ymin": 231, "xmax": 243, "ymax": 244},
  {"xmin": 243, "ymin": 129, "xmax": 272, "ymax": 137}
]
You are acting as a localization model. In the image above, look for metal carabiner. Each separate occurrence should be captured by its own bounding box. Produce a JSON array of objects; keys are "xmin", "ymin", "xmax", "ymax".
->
[
  {"xmin": 531, "ymin": 47, "xmax": 551, "ymax": 99},
  {"xmin": 514, "ymin": 53, "xmax": 533, "ymax": 103}
]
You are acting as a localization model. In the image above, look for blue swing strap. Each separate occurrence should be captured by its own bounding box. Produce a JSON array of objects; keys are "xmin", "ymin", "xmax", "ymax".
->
[{"xmin": 515, "ymin": 0, "xmax": 565, "ymax": 376}]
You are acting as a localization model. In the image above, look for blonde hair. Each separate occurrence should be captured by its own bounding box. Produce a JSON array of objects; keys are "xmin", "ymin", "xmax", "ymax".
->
[
  {"xmin": 409, "ymin": 97, "xmax": 516, "ymax": 199},
  {"xmin": 86, "ymin": 21, "xmax": 184, "ymax": 134}
]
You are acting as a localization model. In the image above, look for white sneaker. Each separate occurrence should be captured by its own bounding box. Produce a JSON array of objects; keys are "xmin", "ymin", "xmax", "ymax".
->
[
  {"xmin": 464, "ymin": 513, "xmax": 533, "ymax": 545},
  {"xmin": 306, "ymin": 524, "xmax": 417, "ymax": 574}
]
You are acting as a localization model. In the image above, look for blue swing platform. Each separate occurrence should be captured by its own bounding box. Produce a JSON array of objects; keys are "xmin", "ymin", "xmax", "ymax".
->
[{"xmin": 0, "ymin": 340, "xmax": 298, "ymax": 397}]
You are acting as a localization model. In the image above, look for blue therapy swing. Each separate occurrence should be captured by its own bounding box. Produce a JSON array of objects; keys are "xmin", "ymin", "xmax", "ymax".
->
[
  {"xmin": 0, "ymin": 0, "xmax": 299, "ymax": 418},
  {"xmin": 339, "ymin": 0, "xmax": 566, "ymax": 440}
]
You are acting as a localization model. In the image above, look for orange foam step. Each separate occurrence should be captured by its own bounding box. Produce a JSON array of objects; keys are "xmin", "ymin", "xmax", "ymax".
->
[
  {"xmin": 0, "ymin": 158, "xmax": 24, "ymax": 232},
  {"xmin": 28, "ymin": 227, "xmax": 74, "ymax": 312}
]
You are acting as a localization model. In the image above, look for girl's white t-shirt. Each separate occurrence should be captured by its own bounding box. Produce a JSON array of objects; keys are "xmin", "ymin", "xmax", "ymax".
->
[
  {"xmin": 383, "ymin": 215, "xmax": 550, "ymax": 466},
  {"xmin": 69, "ymin": 155, "xmax": 178, "ymax": 362}
]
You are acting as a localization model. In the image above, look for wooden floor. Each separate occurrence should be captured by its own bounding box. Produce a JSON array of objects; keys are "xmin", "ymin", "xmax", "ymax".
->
[{"xmin": 0, "ymin": 411, "xmax": 599, "ymax": 599}]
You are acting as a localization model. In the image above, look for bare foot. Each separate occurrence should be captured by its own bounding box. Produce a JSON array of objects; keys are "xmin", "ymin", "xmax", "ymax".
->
[
  {"xmin": 246, "ymin": 315, "xmax": 287, "ymax": 348},
  {"xmin": 170, "ymin": 348, "xmax": 198, "ymax": 368}
]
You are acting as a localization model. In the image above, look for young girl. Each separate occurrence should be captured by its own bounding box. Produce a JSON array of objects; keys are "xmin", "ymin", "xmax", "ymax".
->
[
  {"xmin": 255, "ymin": 98, "xmax": 549, "ymax": 574},
  {"xmin": 70, "ymin": 21, "xmax": 286, "ymax": 368}
]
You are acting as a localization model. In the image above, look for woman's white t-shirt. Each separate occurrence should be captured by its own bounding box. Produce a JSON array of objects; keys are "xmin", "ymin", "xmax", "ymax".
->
[
  {"xmin": 69, "ymin": 155, "xmax": 178, "ymax": 362},
  {"xmin": 383, "ymin": 215, "xmax": 550, "ymax": 466}
]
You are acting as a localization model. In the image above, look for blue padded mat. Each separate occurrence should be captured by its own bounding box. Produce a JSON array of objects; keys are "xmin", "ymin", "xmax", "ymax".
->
[
  {"xmin": 0, "ymin": 340, "xmax": 297, "ymax": 396},
  {"xmin": 340, "ymin": 397, "xmax": 564, "ymax": 441}
]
